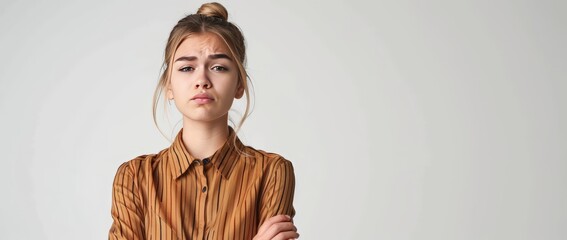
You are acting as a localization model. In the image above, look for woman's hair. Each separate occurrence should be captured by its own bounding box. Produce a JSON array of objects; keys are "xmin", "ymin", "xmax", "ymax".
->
[{"xmin": 152, "ymin": 2, "xmax": 252, "ymax": 142}]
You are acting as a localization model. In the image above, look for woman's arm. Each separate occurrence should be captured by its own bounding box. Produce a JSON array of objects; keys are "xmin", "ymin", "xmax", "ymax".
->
[
  {"xmin": 255, "ymin": 158, "xmax": 298, "ymax": 239},
  {"xmin": 254, "ymin": 215, "xmax": 299, "ymax": 240},
  {"xmin": 258, "ymin": 158, "xmax": 296, "ymax": 222},
  {"xmin": 109, "ymin": 162, "xmax": 145, "ymax": 240}
]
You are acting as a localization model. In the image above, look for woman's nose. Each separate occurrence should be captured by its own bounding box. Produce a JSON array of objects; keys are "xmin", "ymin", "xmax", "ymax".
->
[
  {"xmin": 195, "ymin": 71, "xmax": 212, "ymax": 89},
  {"xmin": 195, "ymin": 80, "xmax": 211, "ymax": 89}
]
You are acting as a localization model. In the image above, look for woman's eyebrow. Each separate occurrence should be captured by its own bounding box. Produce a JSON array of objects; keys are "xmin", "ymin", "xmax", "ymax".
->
[
  {"xmin": 175, "ymin": 56, "xmax": 197, "ymax": 62},
  {"xmin": 175, "ymin": 53, "xmax": 232, "ymax": 62},
  {"xmin": 208, "ymin": 53, "xmax": 231, "ymax": 60}
]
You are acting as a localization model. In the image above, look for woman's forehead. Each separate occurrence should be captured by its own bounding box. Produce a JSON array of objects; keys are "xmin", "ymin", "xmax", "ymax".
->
[{"xmin": 174, "ymin": 32, "xmax": 231, "ymax": 58}]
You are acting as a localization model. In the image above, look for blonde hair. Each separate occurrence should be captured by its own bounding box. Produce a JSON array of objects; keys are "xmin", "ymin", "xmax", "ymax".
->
[{"xmin": 152, "ymin": 2, "xmax": 252, "ymax": 143}]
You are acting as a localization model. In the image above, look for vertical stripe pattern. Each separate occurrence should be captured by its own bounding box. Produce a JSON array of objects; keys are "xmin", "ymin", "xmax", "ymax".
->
[{"xmin": 109, "ymin": 127, "xmax": 296, "ymax": 240}]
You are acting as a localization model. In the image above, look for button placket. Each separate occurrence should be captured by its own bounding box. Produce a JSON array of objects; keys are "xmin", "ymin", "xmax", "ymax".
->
[
  {"xmin": 198, "ymin": 161, "xmax": 208, "ymax": 195},
  {"xmin": 194, "ymin": 159, "xmax": 209, "ymax": 232}
]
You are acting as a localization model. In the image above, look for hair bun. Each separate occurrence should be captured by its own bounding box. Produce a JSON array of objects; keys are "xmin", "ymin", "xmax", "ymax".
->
[{"xmin": 197, "ymin": 2, "xmax": 228, "ymax": 21}]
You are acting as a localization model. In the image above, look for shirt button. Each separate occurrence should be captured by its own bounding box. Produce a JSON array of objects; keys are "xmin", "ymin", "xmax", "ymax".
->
[
  {"xmin": 203, "ymin": 158, "xmax": 210, "ymax": 165},
  {"xmin": 202, "ymin": 186, "xmax": 207, "ymax": 192}
]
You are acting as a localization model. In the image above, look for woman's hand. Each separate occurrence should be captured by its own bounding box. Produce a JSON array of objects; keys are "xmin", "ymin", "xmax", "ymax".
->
[{"xmin": 253, "ymin": 215, "xmax": 299, "ymax": 240}]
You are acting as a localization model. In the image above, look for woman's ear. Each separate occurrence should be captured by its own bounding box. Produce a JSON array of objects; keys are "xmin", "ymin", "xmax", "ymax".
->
[
  {"xmin": 235, "ymin": 84, "xmax": 244, "ymax": 99},
  {"xmin": 166, "ymin": 88, "xmax": 174, "ymax": 100}
]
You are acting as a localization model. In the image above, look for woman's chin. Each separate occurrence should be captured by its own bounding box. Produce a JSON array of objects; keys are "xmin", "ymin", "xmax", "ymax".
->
[{"xmin": 182, "ymin": 112, "xmax": 228, "ymax": 124}]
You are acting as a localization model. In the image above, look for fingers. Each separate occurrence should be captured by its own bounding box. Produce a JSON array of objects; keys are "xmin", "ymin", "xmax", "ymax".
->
[
  {"xmin": 257, "ymin": 215, "xmax": 292, "ymax": 236},
  {"xmin": 267, "ymin": 227, "xmax": 299, "ymax": 240},
  {"xmin": 263, "ymin": 221, "xmax": 297, "ymax": 240},
  {"xmin": 274, "ymin": 230, "xmax": 299, "ymax": 240},
  {"xmin": 255, "ymin": 215, "xmax": 299, "ymax": 240}
]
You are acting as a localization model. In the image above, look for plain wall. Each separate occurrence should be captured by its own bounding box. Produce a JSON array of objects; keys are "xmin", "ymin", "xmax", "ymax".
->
[{"xmin": 0, "ymin": 0, "xmax": 565, "ymax": 239}]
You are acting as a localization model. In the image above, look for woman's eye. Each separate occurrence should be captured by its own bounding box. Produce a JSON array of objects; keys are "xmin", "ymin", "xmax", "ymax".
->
[
  {"xmin": 179, "ymin": 66, "xmax": 194, "ymax": 72},
  {"xmin": 211, "ymin": 66, "xmax": 228, "ymax": 72}
]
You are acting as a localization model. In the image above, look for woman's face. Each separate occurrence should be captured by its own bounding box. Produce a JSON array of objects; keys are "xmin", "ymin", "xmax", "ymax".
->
[{"xmin": 167, "ymin": 32, "xmax": 243, "ymax": 124}]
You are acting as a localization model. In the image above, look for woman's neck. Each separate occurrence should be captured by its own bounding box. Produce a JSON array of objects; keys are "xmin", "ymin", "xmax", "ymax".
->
[{"xmin": 181, "ymin": 116, "xmax": 229, "ymax": 160}]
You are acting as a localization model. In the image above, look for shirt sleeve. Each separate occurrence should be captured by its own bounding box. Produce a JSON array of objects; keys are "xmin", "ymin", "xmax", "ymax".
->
[
  {"xmin": 109, "ymin": 162, "xmax": 145, "ymax": 240},
  {"xmin": 258, "ymin": 158, "xmax": 296, "ymax": 225}
]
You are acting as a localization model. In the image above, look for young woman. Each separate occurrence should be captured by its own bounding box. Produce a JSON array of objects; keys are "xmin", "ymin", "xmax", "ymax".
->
[{"xmin": 108, "ymin": 2, "xmax": 298, "ymax": 239}]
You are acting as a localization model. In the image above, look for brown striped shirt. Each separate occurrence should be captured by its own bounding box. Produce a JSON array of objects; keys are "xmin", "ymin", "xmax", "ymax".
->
[{"xmin": 108, "ymin": 127, "xmax": 295, "ymax": 240}]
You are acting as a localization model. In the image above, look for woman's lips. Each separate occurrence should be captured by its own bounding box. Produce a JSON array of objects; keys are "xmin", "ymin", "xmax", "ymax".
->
[
  {"xmin": 191, "ymin": 93, "xmax": 214, "ymax": 104},
  {"xmin": 193, "ymin": 98, "xmax": 213, "ymax": 104}
]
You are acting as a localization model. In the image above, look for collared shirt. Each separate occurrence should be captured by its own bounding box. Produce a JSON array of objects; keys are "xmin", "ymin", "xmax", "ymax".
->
[{"xmin": 109, "ymin": 127, "xmax": 295, "ymax": 240}]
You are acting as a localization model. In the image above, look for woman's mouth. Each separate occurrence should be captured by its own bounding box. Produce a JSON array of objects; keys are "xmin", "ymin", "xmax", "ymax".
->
[{"xmin": 191, "ymin": 93, "xmax": 214, "ymax": 104}]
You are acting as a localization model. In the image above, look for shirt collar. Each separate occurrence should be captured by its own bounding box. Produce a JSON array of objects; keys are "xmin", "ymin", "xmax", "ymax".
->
[{"xmin": 167, "ymin": 126, "xmax": 245, "ymax": 180}]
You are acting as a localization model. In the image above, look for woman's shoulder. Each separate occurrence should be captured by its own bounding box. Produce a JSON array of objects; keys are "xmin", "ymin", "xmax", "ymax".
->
[
  {"xmin": 113, "ymin": 149, "xmax": 168, "ymax": 177},
  {"xmin": 242, "ymin": 146, "xmax": 295, "ymax": 185},
  {"xmin": 242, "ymin": 145, "xmax": 294, "ymax": 169}
]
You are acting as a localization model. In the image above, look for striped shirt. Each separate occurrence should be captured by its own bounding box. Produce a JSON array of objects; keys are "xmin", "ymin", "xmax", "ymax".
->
[{"xmin": 108, "ymin": 127, "xmax": 295, "ymax": 239}]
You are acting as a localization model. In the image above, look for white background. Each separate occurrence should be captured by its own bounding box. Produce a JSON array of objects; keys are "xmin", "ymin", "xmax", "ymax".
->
[{"xmin": 1, "ymin": 0, "xmax": 565, "ymax": 239}]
